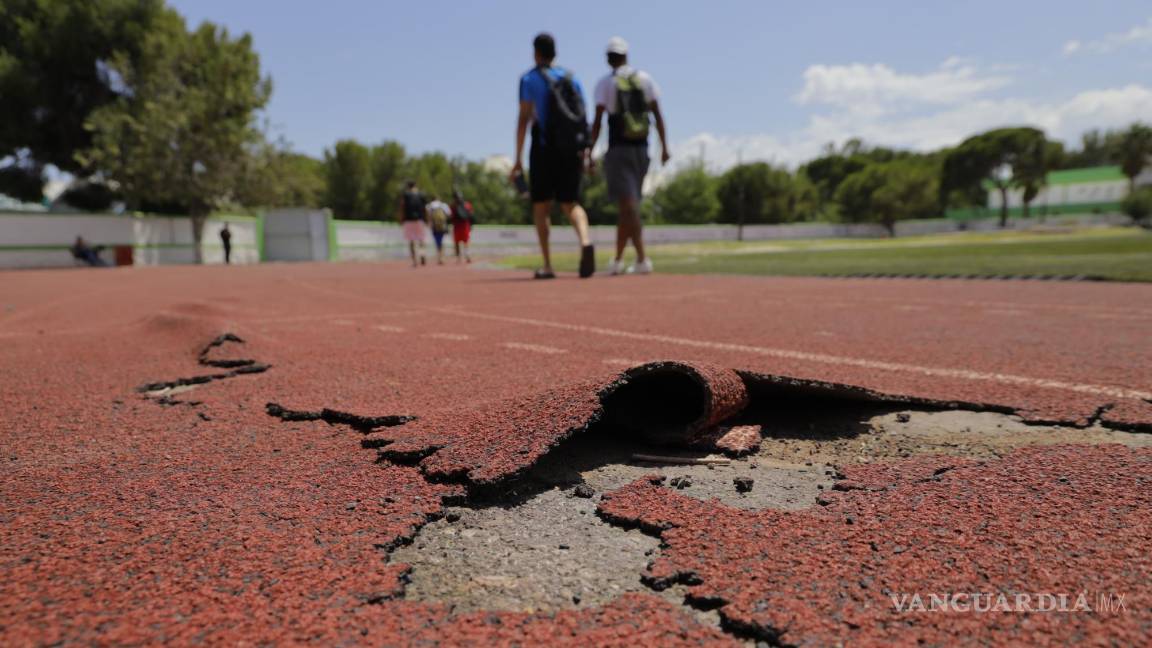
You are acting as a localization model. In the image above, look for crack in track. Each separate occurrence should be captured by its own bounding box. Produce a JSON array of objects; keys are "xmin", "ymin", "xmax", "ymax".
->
[
  {"xmin": 265, "ymin": 402, "xmax": 416, "ymax": 432},
  {"xmin": 137, "ymin": 332, "xmax": 270, "ymax": 394}
]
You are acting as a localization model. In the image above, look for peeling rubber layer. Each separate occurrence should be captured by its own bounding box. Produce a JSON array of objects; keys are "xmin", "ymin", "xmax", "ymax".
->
[{"xmin": 347, "ymin": 359, "xmax": 1148, "ymax": 492}]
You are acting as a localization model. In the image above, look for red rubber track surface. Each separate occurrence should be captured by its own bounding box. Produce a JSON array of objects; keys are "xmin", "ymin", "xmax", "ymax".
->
[
  {"xmin": 1, "ymin": 263, "xmax": 1149, "ymax": 645},
  {"xmin": 599, "ymin": 445, "xmax": 1151, "ymax": 646}
]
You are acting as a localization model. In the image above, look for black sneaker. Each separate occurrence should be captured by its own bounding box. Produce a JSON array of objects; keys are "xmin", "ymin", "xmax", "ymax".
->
[
  {"xmin": 579, "ymin": 244, "xmax": 595, "ymax": 278},
  {"xmin": 533, "ymin": 268, "xmax": 556, "ymax": 280}
]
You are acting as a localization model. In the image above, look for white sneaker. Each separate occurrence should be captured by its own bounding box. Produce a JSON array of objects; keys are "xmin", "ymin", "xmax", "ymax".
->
[
  {"xmin": 628, "ymin": 258, "xmax": 653, "ymax": 275},
  {"xmin": 606, "ymin": 259, "xmax": 625, "ymax": 276}
]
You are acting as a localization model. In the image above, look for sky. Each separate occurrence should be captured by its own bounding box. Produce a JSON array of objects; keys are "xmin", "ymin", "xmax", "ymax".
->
[{"xmin": 169, "ymin": 0, "xmax": 1152, "ymax": 175}]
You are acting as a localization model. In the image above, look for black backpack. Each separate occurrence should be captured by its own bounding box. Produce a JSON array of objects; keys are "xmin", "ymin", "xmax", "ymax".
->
[
  {"xmin": 403, "ymin": 190, "xmax": 425, "ymax": 220},
  {"xmin": 540, "ymin": 67, "xmax": 589, "ymax": 152}
]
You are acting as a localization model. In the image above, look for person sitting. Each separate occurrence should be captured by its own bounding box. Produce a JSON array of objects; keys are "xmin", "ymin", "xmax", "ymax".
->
[{"xmin": 70, "ymin": 237, "xmax": 109, "ymax": 267}]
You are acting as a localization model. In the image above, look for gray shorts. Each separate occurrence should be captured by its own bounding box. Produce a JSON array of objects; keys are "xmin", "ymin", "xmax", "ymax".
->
[{"xmin": 604, "ymin": 146, "xmax": 650, "ymax": 202}]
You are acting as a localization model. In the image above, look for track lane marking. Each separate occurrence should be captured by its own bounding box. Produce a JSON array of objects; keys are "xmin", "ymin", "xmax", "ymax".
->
[
  {"xmin": 425, "ymin": 332, "xmax": 472, "ymax": 341},
  {"xmin": 501, "ymin": 342, "xmax": 567, "ymax": 355},
  {"xmin": 439, "ymin": 308, "xmax": 1152, "ymax": 401}
]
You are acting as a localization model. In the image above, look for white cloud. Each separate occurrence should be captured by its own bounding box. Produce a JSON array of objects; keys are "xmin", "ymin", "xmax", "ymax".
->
[
  {"xmin": 658, "ymin": 83, "xmax": 1152, "ymax": 181},
  {"xmin": 794, "ymin": 61, "xmax": 1011, "ymax": 110},
  {"xmin": 1064, "ymin": 17, "xmax": 1152, "ymax": 55}
]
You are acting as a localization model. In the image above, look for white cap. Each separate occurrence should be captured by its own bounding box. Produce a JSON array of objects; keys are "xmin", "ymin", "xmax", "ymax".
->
[{"xmin": 606, "ymin": 36, "xmax": 628, "ymax": 55}]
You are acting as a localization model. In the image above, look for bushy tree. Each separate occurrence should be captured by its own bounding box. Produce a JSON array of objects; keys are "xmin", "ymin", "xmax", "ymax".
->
[
  {"xmin": 454, "ymin": 160, "xmax": 523, "ymax": 224},
  {"xmin": 650, "ymin": 163, "xmax": 719, "ymax": 224},
  {"xmin": 942, "ymin": 127, "xmax": 1049, "ymax": 227},
  {"xmin": 324, "ymin": 139, "xmax": 372, "ymax": 219},
  {"xmin": 0, "ymin": 0, "xmax": 165, "ymax": 200},
  {"xmin": 716, "ymin": 162, "xmax": 799, "ymax": 227},
  {"xmin": 367, "ymin": 141, "xmax": 406, "ymax": 219},
  {"xmin": 1122, "ymin": 186, "xmax": 1152, "ymax": 227},
  {"xmin": 80, "ymin": 13, "xmax": 272, "ymax": 261},
  {"xmin": 1118, "ymin": 123, "xmax": 1152, "ymax": 191},
  {"xmin": 835, "ymin": 161, "xmax": 939, "ymax": 236}
]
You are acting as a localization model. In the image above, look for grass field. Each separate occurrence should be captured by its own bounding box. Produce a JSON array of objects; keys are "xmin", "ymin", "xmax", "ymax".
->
[{"xmin": 499, "ymin": 226, "xmax": 1152, "ymax": 282}]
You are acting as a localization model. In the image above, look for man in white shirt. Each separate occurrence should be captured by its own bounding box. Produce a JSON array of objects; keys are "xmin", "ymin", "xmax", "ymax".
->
[{"xmin": 590, "ymin": 36, "xmax": 671, "ymax": 275}]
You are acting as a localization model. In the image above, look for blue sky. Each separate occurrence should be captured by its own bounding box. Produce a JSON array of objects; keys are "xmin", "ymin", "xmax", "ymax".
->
[{"xmin": 170, "ymin": 1, "xmax": 1152, "ymax": 172}]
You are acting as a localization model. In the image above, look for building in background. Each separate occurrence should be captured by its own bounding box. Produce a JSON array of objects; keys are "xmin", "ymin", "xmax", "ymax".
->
[{"xmin": 984, "ymin": 165, "xmax": 1152, "ymax": 218}]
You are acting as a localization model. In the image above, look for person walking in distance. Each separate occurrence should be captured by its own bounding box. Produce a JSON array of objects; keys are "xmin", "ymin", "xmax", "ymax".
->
[
  {"xmin": 451, "ymin": 190, "xmax": 474, "ymax": 263},
  {"xmin": 220, "ymin": 223, "xmax": 233, "ymax": 265},
  {"xmin": 425, "ymin": 194, "xmax": 451, "ymax": 265},
  {"xmin": 511, "ymin": 32, "xmax": 596, "ymax": 279},
  {"xmin": 590, "ymin": 36, "xmax": 670, "ymax": 275},
  {"xmin": 397, "ymin": 180, "xmax": 427, "ymax": 267}
]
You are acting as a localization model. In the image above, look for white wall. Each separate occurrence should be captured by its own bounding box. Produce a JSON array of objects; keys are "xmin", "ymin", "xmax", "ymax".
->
[
  {"xmin": 264, "ymin": 209, "xmax": 329, "ymax": 262},
  {"xmin": 0, "ymin": 212, "xmax": 259, "ymax": 269},
  {"xmin": 989, "ymin": 180, "xmax": 1130, "ymax": 209}
]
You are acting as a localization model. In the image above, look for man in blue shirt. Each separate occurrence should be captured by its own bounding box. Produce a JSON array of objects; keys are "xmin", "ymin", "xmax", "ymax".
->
[{"xmin": 512, "ymin": 33, "xmax": 595, "ymax": 279}]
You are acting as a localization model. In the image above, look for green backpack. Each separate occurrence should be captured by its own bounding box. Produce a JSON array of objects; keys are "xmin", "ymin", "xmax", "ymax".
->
[{"xmin": 614, "ymin": 73, "xmax": 650, "ymax": 141}]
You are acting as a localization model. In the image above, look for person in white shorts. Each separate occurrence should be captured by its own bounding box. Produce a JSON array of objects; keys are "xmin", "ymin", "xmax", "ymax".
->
[
  {"xmin": 397, "ymin": 180, "xmax": 427, "ymax": 267},
  {"xmin": 590, "ymin": 36, "xmax": 671, "ymax": 275}
]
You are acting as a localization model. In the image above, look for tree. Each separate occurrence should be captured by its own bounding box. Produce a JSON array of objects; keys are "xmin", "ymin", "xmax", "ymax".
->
[
  {"xmin": 941, "ymin": 127, "xmax": 1048, "ymax": 228},
  {"xmin": 0, "ymin": 0, "xmax": 165, "ymax": 200},
  {"xmin": 835, "ymin": 161, "xmax": 939, "ymax": 236},
  {"xmin": 1118, "ymin": 123, "xmax": 1152, "ymax": 191},
  {"xmin": 233, "ymin": 142, "xmax": 325, "ymax": 210},
  {"xmin": 453, "ymin": 160, "xmax": 523, "ymax": 224},
  {"xmin": 80, "ymin": 14, "xmax": 272, "ymax": 261},
  {"xmin": 367, "ymin": 141, "xmax": 406, "ymax": 219},
  {"xmin": 404, "ymin": 152, "xmax": 454, "ymax": 203},
  {"xmin": 1121, "ymin": 186, "xmax": 1152, "ymax": 228},
  {"xmin": 650, "ymin": 163, "xmax": 719, "ymax": 224},
  {"xmin": 716, "ymin": 163, "xmax": 798, "ymax": 229},
  {"xmin": 324, "ymin": 140, "xmax": 373, "ymax": 219},
  {"xmin": 1064, "ymin": 128, "xmax": 1125, "ymax": 168}
]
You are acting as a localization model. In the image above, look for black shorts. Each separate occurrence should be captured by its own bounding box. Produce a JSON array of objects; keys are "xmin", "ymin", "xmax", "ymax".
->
[{"xmin": 529, "ymin": 142, "xmax": 583, "ymax": 204}]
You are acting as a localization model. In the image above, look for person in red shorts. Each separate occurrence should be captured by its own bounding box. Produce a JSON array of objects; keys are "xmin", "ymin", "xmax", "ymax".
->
[{"xmin": 451, "ymin": 191, "xmax": 474, "ymax": 264}]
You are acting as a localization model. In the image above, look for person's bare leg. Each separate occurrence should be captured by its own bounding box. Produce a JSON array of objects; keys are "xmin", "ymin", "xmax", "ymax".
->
[
  {"xmin": 409, "ymin": 241, "xmax": 417, "ymax": 266},
  {"xmin": 533, "ymin": 201, "xmax": 553, "ymax": 271},
  {"xmin": 617, "ymin": 197, "xmax": 640, "ymax": 262},
  {"xmin": 615, "ymin": 202, "xmax": 629, "ymax": 263},
  {"xmin": 463, "ymin": 241, "xmax": 471, "ymax": 263},
  {"xmin": 559, "ymin": 202, "xmax": 591, "ymax": 246},
  {"xmin": 454, "ymin": 240, "xmax": 461, "ymax": 262},
  {"xmin": 629, "ymin": 200, "xmax": 646, "ymax": 262}
]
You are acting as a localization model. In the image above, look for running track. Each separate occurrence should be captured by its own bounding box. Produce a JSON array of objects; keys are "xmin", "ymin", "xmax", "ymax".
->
[{"xmin": 1, "ymin": 263, "xmax": 1149, "ymax": 645}]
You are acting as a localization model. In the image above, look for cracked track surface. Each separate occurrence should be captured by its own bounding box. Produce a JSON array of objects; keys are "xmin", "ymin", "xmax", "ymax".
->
[
  {"xmin": 599, "ymin": 444, "xmax": 1152, "ymax": 646},
  {"xmin": 1, "ymin": 262, "xmax": 1150, "ymax": 644}
]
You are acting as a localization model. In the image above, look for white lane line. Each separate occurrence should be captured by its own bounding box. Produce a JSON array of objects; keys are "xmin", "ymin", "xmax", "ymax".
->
[
  {"xmin": 425, "ymin": 332, "xmax": 472, "ymax": 341},
  {"xmin": 984, "ymin": 309, "xmax": 1024, "ymax": 316},
  {"xmin": 502, "ymin": 341, "xmax": 567, "ymax": 355},
  {"xmin": 376, "ymin": 325, "xmax": 406, "ymax": 333},
  {"xmin": 603, "ymin": 357, "xmax": 648, "ymax": 367},
  {"xmin": 439, "ymin": 308, "xmax": 1152, "ymax": 401}
]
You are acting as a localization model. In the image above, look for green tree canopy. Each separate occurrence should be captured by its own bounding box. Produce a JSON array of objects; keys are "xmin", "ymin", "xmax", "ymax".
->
[
  {"xmin": 838, "ymin": 161, "xmax": 940, "ymax": 235},
  {"xmin": 715, "ymin": 162, "xmax": 800, "ymax": 226},
  {"xmin": 650, "ymin": 163, "xmax": 720, "ymax": 224},
  {"xmin": 941, "ymin": 127, "xmax": 1049, "ymax": 227},
  {"xmin": 0, "ymin": 0, "xmax": 165, "ymax": 200},
  {"xmin": 79, "ymin": 12, "xmax": 272, "ymax": 260},
  {"xmin": 1118, "ymin": 123, "xmax": 1152, "ymax": 190},
  {"xmin": 367, "ymin": 141, "xmax": 406, "ymax": 219},
  {"xmin": 324, "ymin": 139, "xmax": 373, "ymax": 219}
]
